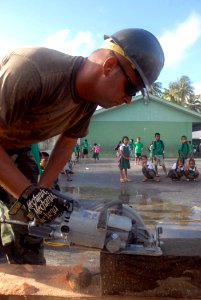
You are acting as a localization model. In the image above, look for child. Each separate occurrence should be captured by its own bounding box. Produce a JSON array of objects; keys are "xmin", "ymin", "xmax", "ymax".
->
[
  {"xmin": 40, "ymin": 151, "xmax": 49, "ymax": 171},
  {"xmin": 141, "ymin": 155, "xmax": 159, "ymax": 182},
  {"xmin": 40, "ymin": 151, "xmax": 61, "ymax": 190},
  {"xmin": 134, "ymin": 137, "xmax": 143, "ymax": 165},
  {"xmin": 184, "ymin": 158, "xmax": 199, "ymax": 181},
  {"xmin": 82, "ymin": 139, "xmax": 89, "ymax": 158},
  {"xmin": 114, "ymin": 141, "xmax": 121, "ymax": 160},
  {"xmin": 148, "ymin": 142, "xmax": 154, "ymax": 163},
  {"xmin": 152, "ymin": 132, "xmax": 167, "ymax": 176},
  {"xmin": 188, "ymin": 141, "xmax": 194, "ymax": 159},
  {"xmin": 93, "ymin": 143, "xmax": 100, "ymax": 162},
  {"xmin": 178, "ymin": 135, "xmax": 190, "ymax": 164},
  {"xmin": 168, "ymin": 158, "xmax": 185, "ymax": 181},
  {"xmin": 64, "ymin": 160, "xmax": 74, "ymax": 181},
  {"xmin": 129, "ymin": 139, "xmax": 135, "ymax": 158},
  {"xmin": 119, "ymin": 136, "xmax": 131, "ymax": 182}
]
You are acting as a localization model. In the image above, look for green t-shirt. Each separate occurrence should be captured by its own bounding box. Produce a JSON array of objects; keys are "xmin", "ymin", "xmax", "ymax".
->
[
  {"xmin": 152, "ymin": 140, "xmax": 164, "ymax": 155},
  {"xmin": 82, "ymin": 141, "xmax": 88, "ymax": 150},
  {"xmin": 178, "ymin": 143, "xmax": 189, "ymax": 159},
  {"xmin": 134, "ymin": 142, "xmax": 143, "ymax": 154},
  {"xmin": 189, "ymin": 144, "xmax": 194, "ymax": 152},
  {"xmin": 129, "ymin": 142, "xmax": 134, "ymax": 150}
]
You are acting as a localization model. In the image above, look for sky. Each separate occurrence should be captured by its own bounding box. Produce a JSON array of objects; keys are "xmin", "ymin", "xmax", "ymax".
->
[{"xmin": 1, "ymin": 0, "xmax": 201, "ymax": 93}]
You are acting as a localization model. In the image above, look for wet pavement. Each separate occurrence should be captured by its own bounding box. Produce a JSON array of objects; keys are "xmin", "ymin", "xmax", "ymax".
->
[{"xmin": 60, "ymin": 158, "xmax": 201, "ymax": 229}]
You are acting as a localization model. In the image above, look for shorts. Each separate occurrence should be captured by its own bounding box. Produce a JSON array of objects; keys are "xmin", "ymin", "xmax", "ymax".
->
[
  {"xmin": 154, "ymin": 155, "xmax": 165, "ymax": 167},
  {"xmin": 83, "ymin": 149, "xmax": 88, "ymax": 155},
  {"xmin": 93, "ymin": 153, "xmax": 99, "ymax": 159},
  {"xmin": 135, "ymin": 153, "xmax": 142, "ymax": 158},
  {"xmin": 142, "ymin": 168, "xmax": 156, "ymax": 179},
  {"xmin": 168, "ymin": 169, "xmax": 184, "ymax": 179}
]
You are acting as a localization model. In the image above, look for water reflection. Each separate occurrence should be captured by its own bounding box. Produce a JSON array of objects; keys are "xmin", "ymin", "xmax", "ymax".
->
[
  {"xmin": 62, "ymin": 185, "xmax": 201, "ymax": 230},
  {"xmin": 118, "ymin": 188, "xmax": 130, "ymax": 204}
]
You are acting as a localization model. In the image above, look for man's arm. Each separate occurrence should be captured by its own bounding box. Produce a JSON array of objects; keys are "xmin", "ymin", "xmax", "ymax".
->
[{"xmin": 39, "ymin": 134, "xmax": 77, "ymax": 188}]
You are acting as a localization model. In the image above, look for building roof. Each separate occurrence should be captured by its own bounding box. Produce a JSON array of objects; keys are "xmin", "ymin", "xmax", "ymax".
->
[{"xmin": 93, "ymin": 95, "xmax": 201, "ymax": 123}]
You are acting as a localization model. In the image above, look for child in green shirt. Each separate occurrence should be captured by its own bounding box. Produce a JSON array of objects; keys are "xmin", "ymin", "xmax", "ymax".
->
[
  {"xmin": 134, "ymin": 137, "xmax": 143, "ymax": 165},
  {"xmin": 152, "ymin": 132, "xmax": 167, "ymax": 176},
  {"xmin": 178, "ymin": 136, "xmax": 190, "ymax": 163}
]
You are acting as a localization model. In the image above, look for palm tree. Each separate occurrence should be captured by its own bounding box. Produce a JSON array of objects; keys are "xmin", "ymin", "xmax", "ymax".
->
[
  {"xmin": 184, "ymin": 94, "xmax": 201, "ymax": 113},
  {"xmin": 162, "ymin": 81, "xmax": 180, "ymax": 104},
  {"xmin": 149, "ymin": 82, "xmax": 163, "ymax": 97},
  {"xmin": 177, "ymin": 76, "xmax": 194, "ymax": 103},
  {"xmin": 162, "ymin": 75, "xmax": 195, "ymax": 105}
]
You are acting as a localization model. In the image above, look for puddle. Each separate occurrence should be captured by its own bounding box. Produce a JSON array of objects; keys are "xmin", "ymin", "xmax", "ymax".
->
[{"xmin": 62, "ymin": 185, "xmax": 201, "ymax": 227}]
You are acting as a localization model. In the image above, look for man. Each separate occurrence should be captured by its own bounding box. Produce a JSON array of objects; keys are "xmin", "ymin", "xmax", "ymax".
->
[
  {"xmin": 0, "ymin": 28, "xmax": 164, "ymax": 264},
  {"xmin": 152, "ymin": 132, "xmax": 167, "ymax": 176}
]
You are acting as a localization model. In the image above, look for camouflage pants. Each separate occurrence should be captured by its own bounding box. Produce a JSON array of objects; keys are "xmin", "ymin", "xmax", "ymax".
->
[{"xmin": 0, "ymin": 150, "xmax": 46, "ymax": 265}]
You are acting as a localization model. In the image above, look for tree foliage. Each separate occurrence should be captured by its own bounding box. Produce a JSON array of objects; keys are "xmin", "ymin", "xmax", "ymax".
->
[{"xmin": 150, "ymin": 75, "xmax": 201, "ymax": 113}]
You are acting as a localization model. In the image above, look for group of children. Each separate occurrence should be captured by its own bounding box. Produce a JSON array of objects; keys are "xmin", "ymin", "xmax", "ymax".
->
[
  {"xmin": 118, "ymin": 133, "xmax": 199, "ymax": 183},
  {"xmin": 81, "ymin": 139, "xmax": 100, "ymax": 161}
]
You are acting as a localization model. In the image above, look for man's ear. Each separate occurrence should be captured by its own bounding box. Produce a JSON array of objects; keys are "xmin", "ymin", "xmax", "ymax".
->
[{"xmin": 103, "ymin": 56, "xmax": 117, "ymax": 76}]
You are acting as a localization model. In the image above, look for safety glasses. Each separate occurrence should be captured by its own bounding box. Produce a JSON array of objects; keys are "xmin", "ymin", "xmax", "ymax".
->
[{"xmin": 112, "ymin": 51, "xmax": 138, "ymax": 97}]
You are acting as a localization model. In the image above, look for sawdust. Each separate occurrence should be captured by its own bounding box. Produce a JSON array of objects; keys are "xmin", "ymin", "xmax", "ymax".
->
[
  {"xmin": 0, "ymin": 281, "xmax": 38, "ymax": 295},
  {"xmin": 0, "ymin": 263, "xmax": 100, "ymax": 297}
]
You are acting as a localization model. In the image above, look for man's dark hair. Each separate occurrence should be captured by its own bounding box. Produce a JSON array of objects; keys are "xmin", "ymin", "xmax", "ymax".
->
[
  {"xmin": 155, "ymin": 132, "xmax": 160, "ymax": 137},
  {"xmin": 141, "ymin": 154, "xmax": 147, "ymax": 159},
  {"xmin": 181, "ymin": 135, "xmax": 187, "ymax": 139}
]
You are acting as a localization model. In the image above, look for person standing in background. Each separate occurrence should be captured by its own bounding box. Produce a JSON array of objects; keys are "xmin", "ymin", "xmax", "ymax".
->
[
  {"xmin": 152, "ymin": 133, "xmax": 167, "ymax": 176},
  {"xmin": 178, "ymin": 136, "xmax": 190, "ymax": 164},
  {"xmin": 93, "ymin": 143, "xmax": 100, "ymax": 162},
  {"xmin": 134, "ymin": 137, "xmax": 143, "ymax": 165},
  {"xmin": 119, "ymin": 136, "xmax": 131, "ymax": 182},
  {"xmin": 82, "ymin": 139, "xmax": 89, "ymax": 158},
  {"xmin": 129, "ymin": 139, "xmax": 135, "ymax": 158}
]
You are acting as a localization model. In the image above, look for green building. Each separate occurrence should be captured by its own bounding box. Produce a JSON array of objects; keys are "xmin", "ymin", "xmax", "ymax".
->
[{"xmin": 83, "ymin": 95, "xmax": 201, "ymax": 157}]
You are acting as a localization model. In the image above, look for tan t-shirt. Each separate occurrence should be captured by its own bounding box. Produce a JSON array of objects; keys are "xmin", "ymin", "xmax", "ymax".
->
[{"xmin": 0, "ymin": 47, "xmax": 97, "ymax": 150}]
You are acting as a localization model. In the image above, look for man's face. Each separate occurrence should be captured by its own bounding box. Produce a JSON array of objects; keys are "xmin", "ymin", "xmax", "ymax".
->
[
  {"xmin": 155, "ymin": 135, "xmax": 160, "ymax": 141},
  {"xmin": 95, "ymin": 54, "xmax": 144, "ymax": 109}
]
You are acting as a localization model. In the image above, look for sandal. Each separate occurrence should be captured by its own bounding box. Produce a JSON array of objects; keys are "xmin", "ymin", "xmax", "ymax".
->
[
  {"xmin": 142, "ymin": 179, "xmax": 148, "ymax": 182},
  {"xmin": 124, "ymin": 178, "xmax": 131, "ymax": 182},
  {"xmin": 120, "ymin": 178, "xmax": 125, "ymax": 183}
]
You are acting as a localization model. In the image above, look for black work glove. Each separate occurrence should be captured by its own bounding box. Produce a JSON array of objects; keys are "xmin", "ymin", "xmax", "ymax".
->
[{"xmin": 15, "ymin": 185, "xmax": 71, "ymax": 223}]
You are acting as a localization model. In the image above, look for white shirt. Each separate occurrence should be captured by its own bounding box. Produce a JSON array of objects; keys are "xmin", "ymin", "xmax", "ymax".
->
[
  {"xmin": 171, "ymin": 162, "xmax": 184, "ymax": 171},
  {"xmin": 146, "ymin": 160, "xmax": 154, "ymax": 170}
]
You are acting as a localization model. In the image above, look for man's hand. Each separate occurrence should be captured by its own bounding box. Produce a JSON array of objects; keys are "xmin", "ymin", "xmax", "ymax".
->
[{"xmin": 17, "ymin": 185, "xmax": 70, "ymax": 223}]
